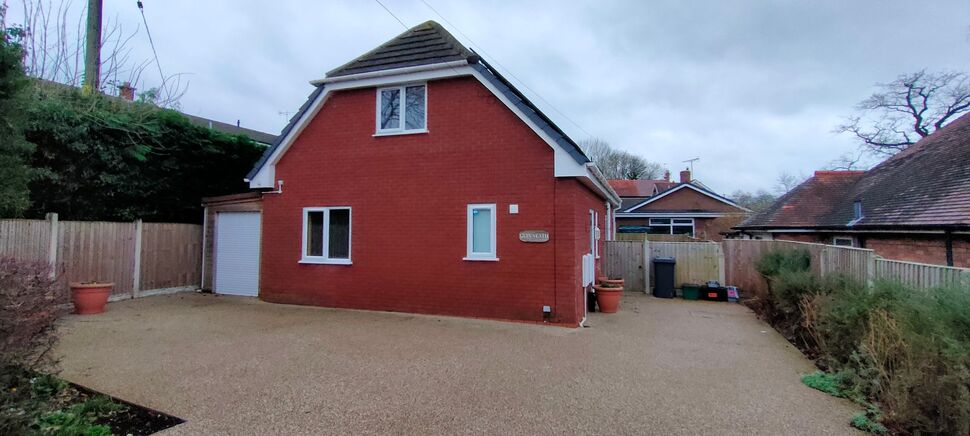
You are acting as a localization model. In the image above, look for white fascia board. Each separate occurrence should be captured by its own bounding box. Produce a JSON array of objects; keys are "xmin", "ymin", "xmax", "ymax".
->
[
  {"xmin": 584, "ymin": 164, "xmax": 622, "ymax": 206},
  {"xmin": 616, "ymin": 212, "xmax": 727, "ymax": 218},
  {"xmin": 310, "ymin": 61, "xmax": 469, "ymax": 85},
  {"xmin": 624, "ymin": 183, "xmax": 748, "ymax": 212},
  {"xmin": 249, "ymin": 66, "xmax": 477, "ymax": 188},
  {"xmin": 252, "ymin": 63, "xmax": 602, "ymax": 193}
]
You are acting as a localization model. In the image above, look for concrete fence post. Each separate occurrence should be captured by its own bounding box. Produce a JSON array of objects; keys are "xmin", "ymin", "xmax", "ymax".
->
[
  {"xmin": 642, "ymin": 239, "xmax": 651, "ymax": 294},
  {"xmin": 46, "ymin": 213, "xmax": 58, "ymax": 279},
  {"xmin": 717, "ymin": 243, "xmax": 726, "ymax": 285},
  {"xmin": 866, "ymin": 250, "xmax": 876, "ymax": 287},
  {"xmin": 132, "ymin": 219, "xmax": 143, "ymax": 298}
]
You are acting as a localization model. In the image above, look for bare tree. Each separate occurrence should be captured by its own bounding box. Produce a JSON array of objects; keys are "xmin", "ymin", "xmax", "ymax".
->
[
  {"xmin": 9, "ymin": 0, "xmax": 186, "ymax": 107},
  {"xmin": 774, "ymin": 171, "xmax": 804, "ymax": 195},
  {"xmin": 837, "ymin": 70, "xmax": 970, "ymax": 156},
  {"xmin": 825, "ymin": 149, "xmax": 870, "ymax": 171},
  {"xmin": 730, "ymin": 189, "xmax": 776, "ymax": 213},
  {"xmin": 581, "ymin": 138, "xmax": 662, "ymax": 180}
]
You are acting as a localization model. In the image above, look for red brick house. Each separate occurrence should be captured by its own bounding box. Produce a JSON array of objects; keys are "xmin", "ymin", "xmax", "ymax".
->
[
  {"xmin": 220, "ymin": 21, "xmax": 620, "ymax": 326},
  {"xmin": 734, "ymin": 113, "xmax": 970, "ymax": 267},
  {"xmin": 610, "ymin": 169, "xmax": 750, "ymax": 241}
]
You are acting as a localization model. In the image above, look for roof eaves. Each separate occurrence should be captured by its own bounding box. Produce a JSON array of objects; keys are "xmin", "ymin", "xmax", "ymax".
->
[{"xmin": 246, "ymin": 85, "xmax": 325, "ymax": 181}]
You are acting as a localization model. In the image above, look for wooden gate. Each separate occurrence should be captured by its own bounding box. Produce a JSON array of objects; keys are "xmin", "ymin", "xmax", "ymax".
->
[{"xmin": 603, "ymin": 241, "xmax": 646, "ymax": 291}]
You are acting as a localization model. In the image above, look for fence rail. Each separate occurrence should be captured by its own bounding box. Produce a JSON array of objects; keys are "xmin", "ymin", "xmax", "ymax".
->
[
  {"xmin": 606, "ymin": 238, "xmax": 968, "ymax": 296},
  {"xmin": 0, "ymin": 214, "xmax": 201, "ymax": 302}
]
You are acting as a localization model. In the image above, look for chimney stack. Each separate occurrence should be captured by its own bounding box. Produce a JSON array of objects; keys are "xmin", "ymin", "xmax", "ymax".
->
[
  {"xmin": 663, "ymin": 170, "xmax": 671, "ymax": 182},
  {"xmin": 679, "ymin": 167, "xmax": 691, "ymax": 183},
  {"xmin": 118, "ymin": 82, "xmax": 135, "ymax": 101}
]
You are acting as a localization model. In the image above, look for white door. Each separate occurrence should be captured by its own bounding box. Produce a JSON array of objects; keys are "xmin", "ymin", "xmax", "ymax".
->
[{"xmin": 214, "ymin": 212, "xmax": 261, "ymax": 296}]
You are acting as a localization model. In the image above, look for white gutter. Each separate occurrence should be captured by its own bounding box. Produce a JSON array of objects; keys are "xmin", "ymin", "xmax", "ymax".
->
[
  {"xmin": 311, "ymin": 60, "xmax": 470, "ymax": 85},
  {"xmin": 585, "ymin": 164, "xmax": 622, "ymax": 207}
]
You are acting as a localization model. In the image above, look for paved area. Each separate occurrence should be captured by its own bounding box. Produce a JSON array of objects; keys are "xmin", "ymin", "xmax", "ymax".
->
[{"xmin": 56, "ymin": 292, "xmax": 858, "ymax": 435}]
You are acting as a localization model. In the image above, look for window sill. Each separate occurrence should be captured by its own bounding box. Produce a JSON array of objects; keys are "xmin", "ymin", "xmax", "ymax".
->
[
  {"xmin": 373, "ymin": 129, "xmax": 428, "ymax": 137},
  {"xmin": 299, "ymin": 258, "xmax": 352, "ymax": 265},
  {"xmin": 463, "ymin": 256, "xmax": 499, "ymax": 262}
]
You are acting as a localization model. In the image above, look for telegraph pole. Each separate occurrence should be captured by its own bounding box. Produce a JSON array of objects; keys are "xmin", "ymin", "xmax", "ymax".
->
[{"xmin": 83, "ymin": 0, "xmax": 102, "ymax": 92}]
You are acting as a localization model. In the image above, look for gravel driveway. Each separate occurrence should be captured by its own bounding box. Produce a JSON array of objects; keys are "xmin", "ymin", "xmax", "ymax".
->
[{"xmin": 56, "ymin": 292, "xmax": 858, "ymax": 435}]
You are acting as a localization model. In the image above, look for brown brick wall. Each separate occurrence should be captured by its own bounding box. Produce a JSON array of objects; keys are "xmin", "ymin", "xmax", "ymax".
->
[
  {"xmin": 771, "ymin": 232, "xmax": 970, "ymax": 267},
  {"xmin": 631, "ymin": 187, "xmax": 746, "ymax": 214}
]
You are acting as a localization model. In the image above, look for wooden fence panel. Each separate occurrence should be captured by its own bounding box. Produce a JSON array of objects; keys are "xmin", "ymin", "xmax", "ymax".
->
[
  {"xmin": 56, "ymin": 221, "xmax": 137, "ymax": 297},
  {"xmin": 140, "ymin": 223, "xmax": 202, "ymax": 292},
  {"xmin": 603, "ymin": 241, "xmax": 645, "ymax": 291},
  {"xmin": 648, "ymin": 242, "xmax": 723, "ymax": 288},
  {"xmin": 875, "ymin": 258, "xmax": 969, "ymax": 290},
  {"xmin": 819, "ymin": 245, "xmax": 875, "ymax": 284},
  {"xmin": 0, "ymin": 219, "xmax": 52, "ymax": 262}
]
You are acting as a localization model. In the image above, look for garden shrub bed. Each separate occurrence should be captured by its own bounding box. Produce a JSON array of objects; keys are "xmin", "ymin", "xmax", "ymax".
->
[
  {"xmin": 750, "ymin": 249, "xmax": 970, "ymax": 435},
  {"xmin": 2, "ymin": 368, "xmax": 183, "ymax": 435}
]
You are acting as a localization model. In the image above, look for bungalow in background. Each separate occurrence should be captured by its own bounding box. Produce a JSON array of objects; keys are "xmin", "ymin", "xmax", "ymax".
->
[
  {"xmin": 734, "ymin": 112, "xmax": 970, "ymax": 267},
  {"xmin": 610, "ymin": 169, "xmax": 750, "ymax": 241},
  {"xmin": 202, "ymin": 21, "xmax": 621, "ymax": 326}
]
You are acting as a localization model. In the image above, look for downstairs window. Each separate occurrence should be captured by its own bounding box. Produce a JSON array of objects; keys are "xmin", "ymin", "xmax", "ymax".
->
[{"xmin": 302, "ymin": 207, "xmax": 351, "ymax": 264}]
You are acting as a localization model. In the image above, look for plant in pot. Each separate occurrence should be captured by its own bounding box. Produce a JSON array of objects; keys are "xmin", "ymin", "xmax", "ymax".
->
[
  {"xmin": 69, "ymin": 282, "xmax": 114, "ymax": 315},
  {"xmin": 593, "ymin": 279, "xmax": 623, "ymax": 313}
]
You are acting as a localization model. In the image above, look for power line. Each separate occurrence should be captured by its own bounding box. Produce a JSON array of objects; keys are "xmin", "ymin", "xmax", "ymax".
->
[
  {"xmin": 136, "ymin": 1, "xmax": 165, "ymax": 85},
  {"xmin": 419, "ymin": 0, "xmax": 595, "ymax": 140},
  {"xmin": 374, "ymin": 0, "xmax": 408, "ymax": 29}
]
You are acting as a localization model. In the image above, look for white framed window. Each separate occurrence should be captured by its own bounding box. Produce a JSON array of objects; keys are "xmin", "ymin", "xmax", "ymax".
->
[
  {"xmin": 648, "ymin": 218, "xmax": 695, "ymax": 236},
  {"xmin": 376, "ymin": 84, "xmax": 427, "ymax": 135},
  {"xmin": 301, "ymin": 207, "xmax": 352, "ymax": 264},
  {"xmin": 464, "ymin": 204, "xmax": 497, "ymax": 261},
  {"xmin": 833, "ymin": 237, "xmax": 855, "ymax": 247}
]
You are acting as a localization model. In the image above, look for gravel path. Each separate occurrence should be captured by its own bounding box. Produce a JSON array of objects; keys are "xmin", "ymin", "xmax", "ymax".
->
[{"xmin": 56, "ymin": 292, "xmax": 858, "ymax": 435}]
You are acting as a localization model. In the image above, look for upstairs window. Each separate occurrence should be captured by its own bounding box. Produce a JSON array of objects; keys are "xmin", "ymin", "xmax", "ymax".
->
[
  {"xmin": 302, "ymin": 207, "xmax": 351, "ymax": 264},
  {"xmin": 377, "ymin": 84, "xmax": 426, "ymax": 134}
]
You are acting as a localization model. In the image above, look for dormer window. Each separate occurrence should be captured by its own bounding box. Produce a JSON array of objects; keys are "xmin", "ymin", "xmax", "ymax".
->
[
  {"xmin": 853, "ymin": 200, "xmax": 863, "ymax": 220},
  {"xmin": 376, "ymin": 84, "xmax": 426, "ymax": 135}
]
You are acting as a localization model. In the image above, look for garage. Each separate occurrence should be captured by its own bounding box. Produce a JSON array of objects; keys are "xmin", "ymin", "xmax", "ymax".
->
[
  {"xmin": 201, "ymin": 192, "xmax": 263, "ymax": 296},
  {"xmin": 214, "ymin": 212, "xmax": 261, "ymax": 296}
]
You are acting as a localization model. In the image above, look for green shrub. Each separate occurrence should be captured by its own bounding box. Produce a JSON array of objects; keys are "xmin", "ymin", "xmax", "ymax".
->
[
  {"xmin": 755, "ymin": 249, "xmax": 811, "ymax": 277},
  {"xmin": 851, "ymin": 411, "xmax": 888, "ymax": 434},
  {"xmin": 754, "ymin": 248, "xmax": 970, "ymax": 434}
]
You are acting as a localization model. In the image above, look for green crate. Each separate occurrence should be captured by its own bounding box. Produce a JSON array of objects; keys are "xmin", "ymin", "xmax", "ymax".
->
[{"xmin": 681, "ymin": 284, "xmax": 701, "ymax": 300}]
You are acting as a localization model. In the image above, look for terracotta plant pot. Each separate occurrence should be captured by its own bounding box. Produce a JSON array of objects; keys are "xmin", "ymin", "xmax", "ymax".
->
[
  {"xmin": 599, "ymin": 277, "xmax": 625, "ymax": 289},
  {"xmin": 593, "ymin": 284, "xmax": 622, "ymax": 313},
  {"xmin": 70, "ymin": 282, "xmax": 113, "ymax": 315}
]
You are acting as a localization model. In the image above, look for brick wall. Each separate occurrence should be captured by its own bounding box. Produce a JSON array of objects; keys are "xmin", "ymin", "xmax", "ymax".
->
[
  {"xmin": 258, "ymin": 76, "xmax": 606, "ymax": 326},
  {"xmin": 630, "ymin": 187, "xmax": 745, "ymax": 213},
  {"xmin": 772, "ymin": 232, "xmax": 970, "ymax": 267}
]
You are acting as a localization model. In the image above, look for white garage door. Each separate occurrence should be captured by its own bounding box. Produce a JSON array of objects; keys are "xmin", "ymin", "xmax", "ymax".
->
[{"xmin": 214, "ymin": 212, "xmax": 261, "ymax": 296}]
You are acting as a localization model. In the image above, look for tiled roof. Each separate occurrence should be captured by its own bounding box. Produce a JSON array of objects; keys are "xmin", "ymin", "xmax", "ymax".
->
[
  {"xmin": 739, "ymin": 112, "xmax": 970, "ymax": 229},
  {"xmin": 182, "ymin": 114, "xmax": 277, "ymax": 145},
  {"xmin": 327, "ymin": 21, "xmax": 475, "ymax": 78},
  {"xmin": 608, "ymin": 179, "xmax": 675, "ymax": 197},
  {"xmin": 248, "ymin": 20, "xmax": 596, "ymax": 182},
  {"xmin": 739, "ymin": 171, "xmax": 864, "ymax": 228}
]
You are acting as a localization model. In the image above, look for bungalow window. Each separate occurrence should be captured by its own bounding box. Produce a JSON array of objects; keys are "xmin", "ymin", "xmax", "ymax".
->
[
  {"xmin": 465, "ymin": 204, "xmax": 497, "ymax": 261},
  {"xmin": 376, "ymin": 84, "xmax": 426, "ymax": 134},
  {"xmin": 648, "ymin": 218, "xmax": 694, "ymax": 237},
  {"xmin": 301, "ymin": 207, "xmax": 351, "ymax": 264},
  {"xmin": 833, "ymin": 237, "xmax": 854, "ymax": 247}
]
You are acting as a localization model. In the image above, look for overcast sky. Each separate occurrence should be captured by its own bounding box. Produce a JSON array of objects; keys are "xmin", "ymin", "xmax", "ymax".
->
[{"xmin": 8, "ymin": 1, "xmax": 970, "ymax": 194}]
